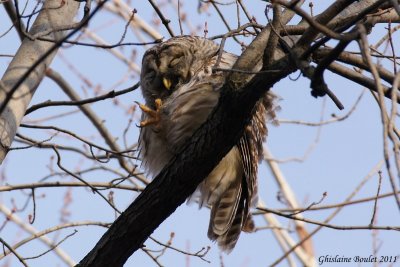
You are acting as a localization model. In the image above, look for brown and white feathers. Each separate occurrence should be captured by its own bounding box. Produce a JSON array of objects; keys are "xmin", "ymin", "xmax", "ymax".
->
[{"xmin": 138, "ymin": 36, "xmax": 274, "ymax": 252}]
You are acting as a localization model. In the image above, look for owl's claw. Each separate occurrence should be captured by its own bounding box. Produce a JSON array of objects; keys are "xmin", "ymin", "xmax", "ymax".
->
[{"xmin": 137, "ymin": 98, "xmax": 163, "ymax": 127}]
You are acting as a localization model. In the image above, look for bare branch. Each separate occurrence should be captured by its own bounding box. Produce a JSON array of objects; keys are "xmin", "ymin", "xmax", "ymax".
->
[
  {"xmin": 25, "ymin": 82, "xmax": 140, "ymax": 115},
  {"xmin": 0, "ymin": 203, "xmax": 76, "ymax": 266},
  {"xmin": 0, "ymin": 0, "xmax": 81, "ymax": 163}
]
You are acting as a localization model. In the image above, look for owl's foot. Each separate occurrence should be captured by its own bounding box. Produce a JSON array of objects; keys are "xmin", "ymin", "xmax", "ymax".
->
[{"xmin": 137, "ymin": 98, "xmax": 163, "ymax": 127}]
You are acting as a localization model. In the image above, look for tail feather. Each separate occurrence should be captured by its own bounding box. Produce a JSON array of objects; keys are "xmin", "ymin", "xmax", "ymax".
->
[
  {"xmin": 209, "ymin": 182, "xmax": 242, "ymax": 236},
  {"xmin": 216, "ymin": 202, "xmax": 244, "ymax": 252},
  {"xmin": 208, "ymin": 181, "xmax": 249, "ymax": 252}
]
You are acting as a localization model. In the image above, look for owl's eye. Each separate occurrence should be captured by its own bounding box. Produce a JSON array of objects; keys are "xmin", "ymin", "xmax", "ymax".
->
[
  {"xmin": 145, "ymin": 69, "xmax": 156, "ymax": 79},
  {"xmin": 169, "ymin": 56, "xmax": 183, "ymax": 68}
]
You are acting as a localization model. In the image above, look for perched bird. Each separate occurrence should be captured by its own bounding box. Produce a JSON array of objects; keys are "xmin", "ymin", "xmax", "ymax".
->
[{"xmin": 138, "ymin": 36, "xmax": 275, "ymax": 252}]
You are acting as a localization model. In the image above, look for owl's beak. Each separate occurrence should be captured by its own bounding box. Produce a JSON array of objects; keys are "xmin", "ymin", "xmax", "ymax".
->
[{"xmin": 162, "ymin": 78, "xmax": 172, "ymax": 90}]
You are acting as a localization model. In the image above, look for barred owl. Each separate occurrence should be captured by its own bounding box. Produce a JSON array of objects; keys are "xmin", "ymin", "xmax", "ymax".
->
[{"xmin": 138, "ymin": 36, "xmax": 274, "ymax": 252}]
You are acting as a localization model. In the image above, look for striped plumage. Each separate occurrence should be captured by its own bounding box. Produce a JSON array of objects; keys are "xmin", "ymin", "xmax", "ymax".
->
[{"xmin": 138, "ymin": 36, "xmax": 274, "ymax": 252}]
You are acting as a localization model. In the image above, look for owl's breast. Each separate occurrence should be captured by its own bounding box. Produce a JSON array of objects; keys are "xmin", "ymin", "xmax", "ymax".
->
[
  {"xmin": 162, "ymin": 81, "xmax": 220, "ymax": 153},
  {"xmin": 139, "ymin": 77, "xmax": 223, "ymax": 177}
]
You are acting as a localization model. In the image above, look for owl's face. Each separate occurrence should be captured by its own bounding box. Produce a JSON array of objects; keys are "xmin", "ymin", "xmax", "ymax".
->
[
  {"xmin": 141, "ymin": 42, "xmax": 194, "ymax": 105},
  {"xmin": 140, "ymin": 36, "xmax": 221, "ymax": 106}
]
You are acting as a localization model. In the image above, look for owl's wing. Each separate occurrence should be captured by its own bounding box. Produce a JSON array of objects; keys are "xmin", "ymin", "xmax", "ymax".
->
[
  {"xmin": 237, "ymin": 93, "xmax": 276, "ymax": 229},
  {"xmin": 207, "ymin": 115, "xmax": 263, "ymax": 252},
  {"xmin": 207, "ymin": 93, "xmax": 276, "ymax": 252}
]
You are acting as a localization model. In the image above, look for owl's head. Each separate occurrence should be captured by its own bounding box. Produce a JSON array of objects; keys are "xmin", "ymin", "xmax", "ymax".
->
[{"xmin": 140, "ymin": 36, "xmax": 220, "ymax": 105}]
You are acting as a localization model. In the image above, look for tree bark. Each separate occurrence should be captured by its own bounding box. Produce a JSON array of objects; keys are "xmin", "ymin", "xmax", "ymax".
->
[{"xmin": 0, "ymin": 0, "xmax": 80, "ymax": 163}]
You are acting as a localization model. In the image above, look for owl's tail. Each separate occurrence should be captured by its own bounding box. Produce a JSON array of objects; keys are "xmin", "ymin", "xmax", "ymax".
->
[{"xmin": 207, "ymin": 179, "xmax": 254, "ymax": 252}]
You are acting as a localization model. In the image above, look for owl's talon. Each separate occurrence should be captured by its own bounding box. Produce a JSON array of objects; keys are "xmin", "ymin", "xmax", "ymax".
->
[{"xmin": 137, "ymin": 98, "xmax": 163, "ymax": 127}]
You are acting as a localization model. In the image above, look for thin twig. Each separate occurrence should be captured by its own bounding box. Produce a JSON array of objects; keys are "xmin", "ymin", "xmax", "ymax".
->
[
  {"xmin": 0, "ymin": 237, "xmax": 28, "ymax": 267},
  {"xmin": 1, "ymin": 221, "xmax": 110, "ymax": 260},
  {"xmin": 29, "ymin": 189, "xmax": 36, "ymax": 224},
  {"xmin": 149, "ymin": 236, "xmax": 210, "ymax": 263},
  {"xmin": 259, "ymin": 206, "xmax": 400, "ymax": 231},
  {"xmin": 23, "ymin": 230, "xmax": 78, "ymax": 260},
  {"xmin": 26, "ymin": 82, "xmax": 140, "ymax": 115},
  {"xmin": 370, "ymin": 171, "xmax": 383, "ymax": 225},
  {"xmin": 254, "ymin": 190, "xmax": 400, "ymax": 213},
  {"xmin": 177, "ymin": 0, "xmax": 183, "ymax": 35},
  {"xmin": 148, "ymin": 0, "xmax": 174, "ymax": 37},
  {"xmin": 0, "ymin": 181, "xmax": 143, "ymax": 192}
]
